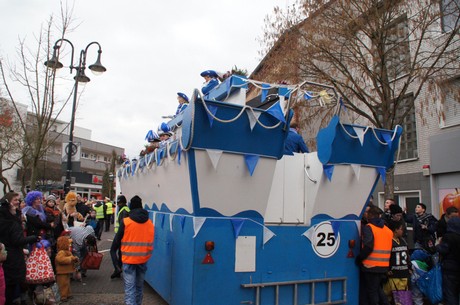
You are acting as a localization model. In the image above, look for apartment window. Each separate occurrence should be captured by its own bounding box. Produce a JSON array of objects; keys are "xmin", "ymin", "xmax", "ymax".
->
[
  {"xmin": 81, "ymin": 152, "xmax": 89, "ymax": 159},
  {"xmin": 441, "ymin": 0, "xmax": 460, "ymax": 32},
  {"xmin": 398, "ymin": 95, "xmax": 418, "ymax": 160},
  {"xmin": 440, "ymin": 77, "xmax": 460, "ymax": 127},
  {"xmin": 373, "ymin": 15, "xmax": 411, "ymax": 80}
]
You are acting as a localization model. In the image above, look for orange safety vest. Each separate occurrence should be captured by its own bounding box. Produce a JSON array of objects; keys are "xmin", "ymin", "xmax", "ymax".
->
[
  {"xmin": 121, "ymin": 217, "xmax": 154, "ymax": 264},
  {"xmin": 362, "ymin": 223, "xmax": 392, "ymax": 268}
]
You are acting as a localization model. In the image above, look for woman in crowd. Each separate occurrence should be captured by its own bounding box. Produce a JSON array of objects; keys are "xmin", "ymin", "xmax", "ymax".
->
[
  {"xmin": 22, "ymin": 191, "xmax": 54, "ymax": 243},
  {"xmin": 0, "ymin": 192, "xmax": 38, "ymax": 304}
]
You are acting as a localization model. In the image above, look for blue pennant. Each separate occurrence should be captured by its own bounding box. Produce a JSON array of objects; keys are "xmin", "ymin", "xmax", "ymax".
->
[
  {"xmin": 323, "ymin": 164, "xmax": 335, "ymax": 181},
  {"xmin": 231, "ymin": 219, "xmax": 245, "ymax": 238},
  {"xmin": 244, "ymin": 155, "xmax": 260, "ymax": 176},
  {"xmin": 377, "ymin": 167, "xmax": 386, "ymax": 184},
  {"xmin": 156, "ymin": 148, "xmax": 164, "ymax": 166},
  {"xmin": 178, "ymin": 145, "xmax": 182, "ymax": 165},
  {"xmin": 266, "ymin": 101, "xmax": 286, "ymax": 123},
  {"xmin": 331, "ymin": 221, "xmax": 340, "ymax": 236},
  {"xmin": 179, "ymin": 215, "xmax": 186, "ymax": 232},
  {"xmin": 261, "ymin": 83, "xmax": 270, "ymax": 102},
  {"xmin": 131, "ymin": 163, "xmax": 137, "ymax": 176},
  {"xmin": 206, "ymin": 104, "xmax": 218, "ymax": 127},
  {"xmin": 160, "ymin": 213, "xmax": 165, "ymax": 229},
  {"xmin": 304, "ymin": 91, "xmax": 313, "ymax": 100},
  {"xmin": 381, "ymin": 133, "xmax": 393, "ymax": 150}
]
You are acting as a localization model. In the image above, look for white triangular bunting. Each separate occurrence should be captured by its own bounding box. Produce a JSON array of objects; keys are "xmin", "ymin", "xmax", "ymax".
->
[
  {"xmin": 279, "ymin": 96, "xmax": 287, "ymax": 114},
  {"xmin": 193, "ymin": 217, "xmax": 206, "ymax": 238},
  {"xmin": 169, "ymin": 214, "xmax": 174, "ymax": 232},
  {"xmin": 151, "ymin": 211, "xmax": 157, "ymax": 225},
  {"xmin": 354, "ymin": 220, "xmax": 361, "ymax": 236},
  {"xmin": 302, "ymin": 225, "xmax": 316, "ymax": 244},
  {"xmin": 353, "ymin": 127, "xmax": 365, "ymax": 146},
  {"xmin": 246, "ymin": 109, "xmax": 261, "ymax": 131},
  {"xmin": 351, "ymin": 164, "xmax": 361, "ymax": 180},
  {"xmin": 206, "ymin": 149, "xmax": 223, "ymax": 170},
  {"xmin": 263, "ymin": 226, "xmax": 276, "ymax": 245}
]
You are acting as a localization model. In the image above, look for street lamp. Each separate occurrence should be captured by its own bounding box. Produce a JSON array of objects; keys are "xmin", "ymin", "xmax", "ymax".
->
[
  {"xmin": 108, "ymin": 172, "xmax": 115, "ymax": 199},
  {"xmin": 45, "ymin": 39, "xmax": 106, "ymax": 195}
]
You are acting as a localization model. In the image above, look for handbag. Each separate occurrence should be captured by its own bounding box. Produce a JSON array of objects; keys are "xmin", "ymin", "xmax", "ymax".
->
[
  {"xmin": 390, "ymin": 279, "xmax": 412, "ymax": 305},
  {"xmin": 25, "ymin": 244, "xmax": 55, "ymax": 284},
  {"xmin": 81, "ymin": 243, "xmax": 103, "ymax": 270}
]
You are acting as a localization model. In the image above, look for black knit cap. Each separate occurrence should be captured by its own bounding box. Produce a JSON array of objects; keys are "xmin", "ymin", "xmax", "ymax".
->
[{"xmin": 129, "ymin": 195, "xmax": 143, "ymax": 210}]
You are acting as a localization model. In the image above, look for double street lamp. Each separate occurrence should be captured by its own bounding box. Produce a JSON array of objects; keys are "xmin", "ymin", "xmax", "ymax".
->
[{"xmin": 45, "ymin": 39, "xmax": 106, "ymax": 195}]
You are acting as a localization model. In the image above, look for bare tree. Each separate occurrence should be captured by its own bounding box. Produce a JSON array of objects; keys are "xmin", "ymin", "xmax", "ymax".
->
[
  {"xmin": 257, "ymin": 0, "xmax": 460, "ymax": 198},
  {"xmin": 0, "ymin": 98, "xmax": 24, "ymax": 193},
  {"xmin": 0, "ymin": 5, "xmax": 77, "ymax": 193}
]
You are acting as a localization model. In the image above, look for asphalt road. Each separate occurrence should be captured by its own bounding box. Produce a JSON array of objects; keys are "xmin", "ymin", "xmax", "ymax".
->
[{"xmin": 63, "ymin": 229, "xmax": 167, "ymax": 305}]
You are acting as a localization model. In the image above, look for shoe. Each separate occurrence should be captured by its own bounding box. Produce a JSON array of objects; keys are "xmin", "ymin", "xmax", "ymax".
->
[
  {"xmin": 110, "ymin": 269, "xmax": 122, "ymax": 279},
  {"xmin": 97, "ymin": 238, "xmax": 101, "ymax": 241},
  {"xmin": 61, "ymin": 298, "xmax": 68, "ymax": 302},
  {"xmin": 81, "ymin": 272, "xmax": 87, "ymax": 278}
]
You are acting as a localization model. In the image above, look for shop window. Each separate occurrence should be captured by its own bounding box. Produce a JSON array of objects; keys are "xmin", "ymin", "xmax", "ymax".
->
[{"xmin": 397, "ymin": 95, "xmax": 418, "ymax": 160}]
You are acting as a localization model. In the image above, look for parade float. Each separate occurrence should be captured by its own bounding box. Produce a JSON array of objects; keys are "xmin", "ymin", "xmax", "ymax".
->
[{"xmin": 116, "ymin": 75, "xmax": 403, "ymax": 305}]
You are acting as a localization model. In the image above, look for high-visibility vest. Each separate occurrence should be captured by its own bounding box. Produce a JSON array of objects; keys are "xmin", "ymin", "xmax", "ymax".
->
[
  {"xmin": 362, "ymin": 223, "xmax": 393, "ymax": 268},
  {"xmin": 93, "ymin": 204, "xmax": 105, "ymax": 219},
  {"xmin": 114, "ymin": 206, "xmax": 130, "ymax": 233},
  {"xmin": 121, "ymin": 217, "xmax": 154, "ymax": 264},
  {"xmin": 106, "ymin": 202, "xmax": 114, "ymax": 215}
]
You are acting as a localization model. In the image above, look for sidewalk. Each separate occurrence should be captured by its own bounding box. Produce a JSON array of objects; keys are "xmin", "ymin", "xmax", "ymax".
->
[{"xmin": 67, "ymin": 229, "xmax": 168, "ymax": 305}]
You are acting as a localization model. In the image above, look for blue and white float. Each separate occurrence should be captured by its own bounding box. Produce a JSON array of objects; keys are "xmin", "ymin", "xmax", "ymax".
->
[{"xmin": 117, "ymin": 75, "xmax": 403, "ymax": 305}]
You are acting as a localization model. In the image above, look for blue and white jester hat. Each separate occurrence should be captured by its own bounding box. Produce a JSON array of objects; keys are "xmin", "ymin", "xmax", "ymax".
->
[
  {"xmin": 158, "ymin": 122, "xmax": 173, "ymax": 136},
  {"xmin": 200, "ymin": 70, "xmax": 218, "ymax": 78},
  {"xmin": 145, "ymin": 130, "xmax": 160, "ymax": 142}
]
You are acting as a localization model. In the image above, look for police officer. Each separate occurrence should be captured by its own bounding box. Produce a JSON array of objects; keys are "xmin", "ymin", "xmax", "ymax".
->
[
  {"xmin": 104, "ymin": 197, "xmax": 114, "ymax": 232},
  {"xmin": 110, "ymin": 195, "xmax": 130, "ymax": 279}
]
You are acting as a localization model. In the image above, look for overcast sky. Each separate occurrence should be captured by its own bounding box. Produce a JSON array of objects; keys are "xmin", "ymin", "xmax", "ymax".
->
[{"xmin": 0, "ymin": 0, "xmax": 289, "ymax": 158}]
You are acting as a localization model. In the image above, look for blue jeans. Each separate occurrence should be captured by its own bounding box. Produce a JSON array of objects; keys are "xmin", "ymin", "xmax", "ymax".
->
[{"xmin": 123, "ymin": 263, "xmax": 147, "ymax": 305}]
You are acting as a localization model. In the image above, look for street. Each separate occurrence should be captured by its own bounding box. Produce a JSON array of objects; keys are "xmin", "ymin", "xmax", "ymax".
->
[{"xmin": 65, "ymin": 229, "xmax": 168, "ymax": 305}]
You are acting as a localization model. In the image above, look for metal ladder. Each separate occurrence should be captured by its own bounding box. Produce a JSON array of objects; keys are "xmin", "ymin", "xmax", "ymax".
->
[{"xmin": 241, "ymin": 277, "xmax": 347, "ymax": 305}]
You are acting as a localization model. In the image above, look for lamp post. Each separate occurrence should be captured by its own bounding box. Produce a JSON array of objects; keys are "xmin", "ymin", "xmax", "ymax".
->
[
  {"xmin": 45, "ymin": 39, "xmax": 106, "ymax": 195},
  {"xmin": 108, "ymin": 172, "xmax": 115, "ymax": 200}
]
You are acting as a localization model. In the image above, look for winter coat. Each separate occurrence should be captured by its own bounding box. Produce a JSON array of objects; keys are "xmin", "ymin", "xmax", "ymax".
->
[{"xmin": 0, "ymin": 206, "xmax": 37, "ymax": 285}]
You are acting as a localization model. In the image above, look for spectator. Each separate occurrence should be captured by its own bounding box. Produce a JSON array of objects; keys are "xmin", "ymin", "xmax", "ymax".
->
[
  {"xmin": 436, "ymin": 217, "xmax": 460, "ymax": 305},
  {"xmin": 437, "ymin": 206, "xmax": 459, "ymax": 241},
  {"xmin": 356, "ymin": 206, "xmax": 393, "ymax": 305},
  {"xmin": 112, "ymin": 195, "xmax": 154, "ymax": 305},
  {"xmin": 283, "ymin": 122, "xmax": 309, "ymax": 155},
  {"xmin": 0, "ymin": 242, "xmax": 6, "ymax": 305},
  {"xmin": 200, "ymin": 70, "xmax": 219, "ymax": 95},
  {"xmin": 69, "ymin": 225, "xmax": 95, "ymax": 278},
  {"xmin": 104, "ymin": 197, "xmax": 114, "ymax": 232},
  {"xmin": 110, "ymin": 195, "xmax": 130, "ymax": 279},
  {"xmin": 93, "ymin": 201, "xmax": 106, "ymax": 241},
  {"xmin": 382, "ymin": 198, "xmax": 395, "ymax": 224},
  {"xmin": 0, "ymin": 193, "xmax": 38, "ymax": 304},
  {"xmin": 383, "ymin": 221, "xmax": 410, "ymax": 303},
  {"xmin": 23, "ymin": 191, "xmax": 54, "ymax": 242},
  {"xmin": 405, "ymin": 203, "xmax": 438, "ymax": 253},
  {"xmin": 76, "ymin": 194, "xmax": 90, "ymax": 219}
]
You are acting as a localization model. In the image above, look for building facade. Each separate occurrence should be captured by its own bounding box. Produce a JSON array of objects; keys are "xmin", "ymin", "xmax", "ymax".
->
[{"xmin": 249, "ymin": 0, "xmax": 460, "ymax": 217}]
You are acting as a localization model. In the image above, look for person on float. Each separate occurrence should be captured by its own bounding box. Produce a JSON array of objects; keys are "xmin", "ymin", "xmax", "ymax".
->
[
  {"xmin": 200, "ymin": 70, "xmax": 219, "ymax": 95},
  {"xmin": 175, "ymin": 92, "xmax": 189, "ymax": 115}
]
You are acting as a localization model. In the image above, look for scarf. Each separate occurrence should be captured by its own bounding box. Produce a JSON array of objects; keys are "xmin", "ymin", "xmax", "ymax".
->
[{"xmin": 22, "ymin": 205, "xmax": 47, "ymax": 222}]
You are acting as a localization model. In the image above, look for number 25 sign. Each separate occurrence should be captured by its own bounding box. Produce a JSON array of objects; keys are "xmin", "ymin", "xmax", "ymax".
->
[{"xmin": 311, "ymin": 221, "xmax": 340, "ymax": 258}]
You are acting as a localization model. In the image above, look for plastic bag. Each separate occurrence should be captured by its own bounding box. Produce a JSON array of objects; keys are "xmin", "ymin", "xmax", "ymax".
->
[{"xmin": 417, "ymin": 263, "xmax": 442, "ymax": 304}]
